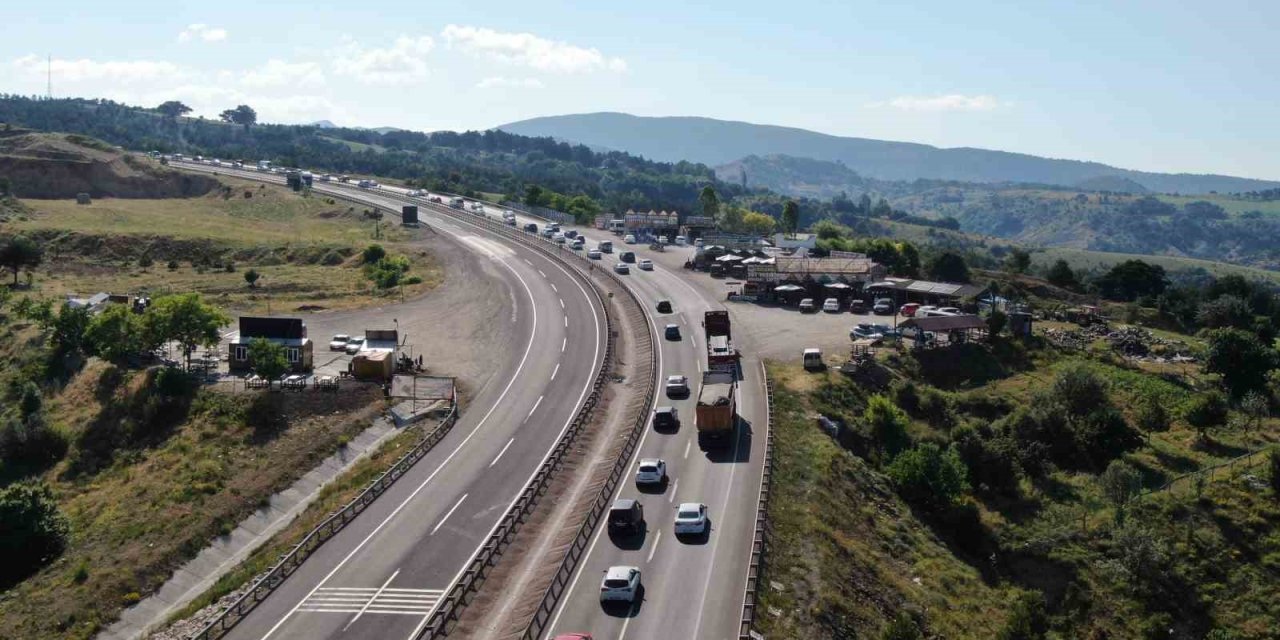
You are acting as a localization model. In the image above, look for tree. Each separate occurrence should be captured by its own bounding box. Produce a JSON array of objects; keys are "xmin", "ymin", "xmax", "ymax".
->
[
  {"xmin": 1269, "ymin": 449, "xmax": 1280, "ymax": 499},
  {"xmin": 986, "ymin": 310, "xmax": 1007, "ymax": 340},
  {"xmin": 1239, "ymin": 391, "xmax": 1269, "ymax": 433},
  {"xmin": 247, "ymin": 337, "xmax": 289, "ymax": 383},
  {"xmin": 1100, "ymin": 459, "xmax": 1143, "ymax": 522},
  {"xmin": 781, "ymin": 200, "xmax": 800, "ymax": 237},
  {"xmin": 523, "ymin": 184, "xmax": 545, "ymax": 207},
  {"xmin": 898, "ymin": 242, "xmax": 922, "ymax": 278},
  {"xmin": 1051, "ymin": 364, "xmax": 1109, "ymax": 418},
  {"xmin": 865, "ymin": 395, "xmax": 911, "ymax": 459},
  {"xmin": 1046, "ymin": 259, "xmax": 1079, "ymax": 290},
  {"xmin": 1185, "ymin": 391, "xmax": 1229, "ymax": 440},
  {"xmin": 698, "ymin": 185, "xmax": 720, "ymax": 221},
  {"xmin": 362, "ymin": 244, "xmax": 387, "ymax": 264},
  {"xmin": 925, "ymin": 252, "xmax": 970, "ymax": 283},
  {"xmin": 1134, "ymin": 396, "xmax": 1170, "ymax": 436},
  {"xmin": 244, "ymin": 269, "xmax": 261, "ymax": 288},
  {"xmin": 146, "ymin": 293, "xmax": 230, "ymax": 367},
  {"xmin": 155, "ymin": 100, "xmax": 192, "ymax": 119},
  {"xmin": 1095, "ymin": 260, "xmax": 1167, "ymax": 302},
  {"xmin": 85, "ymin": 305, "xmax": 145, "ymax": 363},
  {"xmin": 1005, "ymin": 248, "xmax": 1032, "ymax": 274},
  {"xmin": 886, "ymin": 443, "xmax": 968, "ymax": 510},
  {"xmin": 1196, "ymin": 295, "xmax": 1255, "ymax": 332},
  {"xmin": 0, "ymin": 483, "xmax": 69, "ymax": 587},
  {"xmin": 0, "ymin": 235, "xmax": 43, "ymax": 286},
  {"xmin": 740, "ymin": 211, "xmax": 776, "ymax": 236},
  {"xmin": 1203, "ymin": 328, "xmax": 1275, "ymax": 398},
  {"xmin": 50, "ymin": 303, "xmax": 91, "ymax": 355},
  {"xmin": 996, "ymin": 591, "xmax": 1048, "ymax": 640},
  {"xmin": 219, "ymin": 104, "xmax": 257, "ymax": 130},
  {"xmin": 812, "ymin": 219, "xmax": 852, "ymax": 240}
]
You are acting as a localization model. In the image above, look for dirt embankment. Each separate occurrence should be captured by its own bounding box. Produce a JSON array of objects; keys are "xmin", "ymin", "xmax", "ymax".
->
[
  {"xmin": 26, "ymin": 228, "xmax": 355, "ymax": 267},
  {"xmin": 0, "ymin": 130, "xmax": 220, "ymax": 198}
]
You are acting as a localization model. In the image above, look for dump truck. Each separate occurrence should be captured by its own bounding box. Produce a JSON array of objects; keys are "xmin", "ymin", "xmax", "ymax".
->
[
  {"xmin": 695, "ymin": 370, "xmax": 736, "ymax": 449},
  {"xmin": 703, "ymin": 310, "xmax": 739, "ymax": 371}
]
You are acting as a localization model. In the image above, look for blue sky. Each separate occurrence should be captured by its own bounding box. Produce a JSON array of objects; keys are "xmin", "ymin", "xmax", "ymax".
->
[{"xmin": 4, "ymin": 0, "xmax": 1277, "ymax": 179}]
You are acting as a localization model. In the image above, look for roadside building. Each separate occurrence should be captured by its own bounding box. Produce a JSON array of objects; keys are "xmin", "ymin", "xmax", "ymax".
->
[
  {"xmin": 771, "ymin": 233, "xmax": 818, "ymax": 252},
  {"xmin": 351, "ymin": 328, "xmax": 398, "ymax": 381},
  {"xmin": 624, "ymin": 209, "xmax": 680, "ymax": 240},
  {"xmin": 742, "ymin": 255, "xmax": 887, "ymax": 301},
  {"xmin": 865, "ymin": 278, "xmax": 989, "ymax": 308},
  {"xmin": 229, "ymin": 317, "xmax": 313, "ymax": 373},
  {"xmin": 899, "ymin": 314, "xmax": 988, "ymax": 347}
]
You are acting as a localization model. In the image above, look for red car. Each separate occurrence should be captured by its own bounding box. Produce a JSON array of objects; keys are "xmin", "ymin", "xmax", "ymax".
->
[{"xmin": 900, "ymin": 303, "xmax": 921, "ymax": 317}]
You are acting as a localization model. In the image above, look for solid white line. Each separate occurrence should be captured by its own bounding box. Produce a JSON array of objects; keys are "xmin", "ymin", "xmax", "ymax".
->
[
  {"xmin": 562, "ymin": 337, "xmax": 567, "ymax": 352},
  {"xmin": 344, "ymin": 569, "xmax": 399, "ymax": 630},
  {"xmin": 526, "ymin": 395, "xmax": 544, "ymax": 421},
  {"xmin": 489, "ymin": 438, "xmax": 515, "ymax": 468},
  {"xmin": 551, "ymin": 363, "xmax": 560, "ymax": 380},
  {"xmin": 430, "ymin": 495, "xmax": 468, "ymax": 536},
  {"xmin": 298, "ymin": 609, "xmax": 427, "ymax": 616},
  {"xmin": 669, "ymin": 478, "xmax": 679, "ymax": 503},
  {"xmin": 564, "ymin": 316, "xmax": 568, "ymax": 328},
  {"xmin": 683, "ymin": 439, "xmax": 691, "ymax": 460},
  {"xmin": 647, "ymin": 531, "xmax": 662, "ymax": 563}
]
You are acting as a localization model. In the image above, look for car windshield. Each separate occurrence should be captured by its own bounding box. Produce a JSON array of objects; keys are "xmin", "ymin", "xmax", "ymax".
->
[{"xmin": 677, "ymin": 508, "xmax": 701, "ymax": 519}]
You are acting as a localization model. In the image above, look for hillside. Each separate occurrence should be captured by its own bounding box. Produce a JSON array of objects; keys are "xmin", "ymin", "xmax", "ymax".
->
[
  {"xmin": 715, "ymin": 154, "xmax": 866, "ymax": 199},
  {"xmin": 497, "ymin": 112, "xmax": 1280, "ymax": 194}
]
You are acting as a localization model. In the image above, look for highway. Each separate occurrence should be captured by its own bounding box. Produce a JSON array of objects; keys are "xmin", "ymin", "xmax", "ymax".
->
[{"xmin": 173, "ymin": 162, "xmax": 609, "ymax": 640}]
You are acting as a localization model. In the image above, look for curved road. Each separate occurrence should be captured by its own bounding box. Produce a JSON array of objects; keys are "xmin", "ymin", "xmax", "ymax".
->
[{"xmin": 175, "ymin": 163, "xmax": 607, "ymax": 640}]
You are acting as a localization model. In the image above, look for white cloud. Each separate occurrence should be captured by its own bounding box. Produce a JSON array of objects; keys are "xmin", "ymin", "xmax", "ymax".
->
[
  {"xmin": 476, "ymin": 76, "xmax": 545, "ymax": 89},
  {"xmin": 331, "ymin": 35, "xmax": 435, "ymax": 84},
  {"xmin": 109, "ymin": 84, "xmax": 343, "ymax": 124},
  {"xmin": 441, "ymin": 24, "xmax": 626, "ymax": 74},
  {"xmin": 178, "ymin": 24, "xmax": 228, "ymax": 43},
  {"xmin": 11, "ymin": 54, "xmax": 184, "ymax": 83},
  {"xmin": 241, "ymin": 59, "xmax": 325, "ymax": 88},
  {"xmin": 869, "ymin": 94, "xmax": 1006, "ymax": 112}
]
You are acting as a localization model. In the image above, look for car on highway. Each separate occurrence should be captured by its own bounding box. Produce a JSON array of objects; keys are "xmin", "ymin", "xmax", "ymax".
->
[
  {"xmin": 656, "ymin": 299, "xmax": 672, "ymax": 313},
  {"xmin": 344, "ymin": 338, "xmax": 365, "ymax": 355},
  {"xmin": 571, "ymin": 238, "xmax": 585, "ymax": 250},
  {"xmin": 666, "ymin": 374, "xmax": 689, "ymax": 397},
  {"xmin": 607, "ymin": 499, "xmax": 644, "ymax": 536},
  {"xmin": 542, "ymin": 227, "xmax": 556, "ymax": 238},
  {"xmin": 588, "ymin": 249, "xmax": 602, "ymax": 259},
  {"xmin": 664, "ymin": 324, "xmax": 681, "ymax": 340},
  {"xmin": 798, "ymin": 298, "xmax": 817, "ymax": 313},
  {"xmin": 614, "ymin": 262, "xmax": 630, "ymax": 274},
  {"xmin": 549, "ymin": 222, "xmax": 561, "ymax": 232},
  {"xmin": 635, "ymin": 458, "xmax": 667, "ymax": 485},
  {"xmin": 900, "ymin": 302, "xmax": 921, "ymax": 317},
  {"xmin": 564, "ymin": 229, "xmax": 578, "ymax": 239},
  {"xmin": 872, "ymin": 298, "xmax": 894, "ymax": 315},
  {"xmin": 328, "ymin": 334, "xmax": 351, "ymax": 351},
  {"xmin": 638, "ymin": 258, "xmax": 653, "ymax": 270},
  {"xmin": 674, "ymin": 502, "xmax": 709, "ymax": 536},
  {"xmin": 598, "ymin": 240, "xmax": 613, "ymax": 253},
  {"xmin": 524, "ymin": 223, "xmax": 538, "ymax": 234},
  {"xmin": 599, "ymin": 566, "xmax": 642, "ymax": 603},
  {"xmin": 619, "ymin": 251, "xmax": 635, "ymax": 263},
  {"xmin": 553, "ymin": 233, "xmax": 567, "ymax": 244},
  {"xmin": 823, "ymin": 298, "xmax": 841, "ymax": 312},
  {"xmin": 623, "ymin": 234, "xmax": 637, "ymax": 244},
  {"xmin": 850, "ymin": 324, "xmax": 884, "ymax": 340},
  {"xmin": 470, "ymin": 202, "xmax": 484, "ymax": 212},
  {"xmin": 652, "ymin": 406, "xmax": 680, "ymax": 431}
]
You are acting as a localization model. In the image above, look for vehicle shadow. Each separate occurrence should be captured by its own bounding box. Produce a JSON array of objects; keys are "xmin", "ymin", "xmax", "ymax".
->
[
  {"xmin": 608, "ymin": 523, "xmax": 648, "ymax": 551},
  {"xmin": 675, "ymin": 519, "xmax": 712, "ymax": 546},
  {"xmin": 705, "ymin": 416, "xmax": 753, "ymax": 464},
  {"xmin": 636, "ymin": 478, "xmax": 669, "ymax": 495},
  {"xmin": 601, "ymin": 585, "xmax": 645, "ymax": 618}
]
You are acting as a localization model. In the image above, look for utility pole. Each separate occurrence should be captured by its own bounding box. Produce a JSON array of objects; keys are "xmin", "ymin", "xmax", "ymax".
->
[{"xmin": 47, "ymin": 54, "xmax": 52, "ymax": 99}]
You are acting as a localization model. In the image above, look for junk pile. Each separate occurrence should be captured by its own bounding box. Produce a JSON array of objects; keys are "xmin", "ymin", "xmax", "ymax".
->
[{"xmin": 1043, "ymin": 324, "xmax": 1196, "ymax": 363}]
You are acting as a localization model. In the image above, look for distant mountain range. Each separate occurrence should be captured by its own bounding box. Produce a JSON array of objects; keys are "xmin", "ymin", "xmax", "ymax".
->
[{"xmin": 498, "ymin": 112, "xmax": 1280, "ymax": 195}]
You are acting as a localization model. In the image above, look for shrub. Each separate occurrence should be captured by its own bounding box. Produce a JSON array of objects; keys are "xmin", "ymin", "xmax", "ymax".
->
[
  {"xmin": 1050, "ymin": 364, "xmax": 1109, "ymax": 418},
  {"xmin": 881, "ymin": 611, "xmax": 923, "ymax": 640},
  {"xmin": 996, "ymin": 591, "xmax": 1048, "ymax": 640},
  {"xmin": 886, "ymin": 443, "xmax": 967, "ymax": 509},
  {"xmin": 1185, "ymin": 391, "xmax": 1229, "ymax": 436},
  {"xmin": 1268, "ymin": 449, "xmax": 1280, "ymax": 499},
  {"xmin": 0, "ymin": 414, "xmax": 67, "ymax": 473},
  {"xmin": 167, "ymin": 259, "xmax": 179, "ymax": 270},
  {"xmin": 321, "ymin": 250, "xmax": 345, "ymax": 266},
  {"xmin": 138, "ymin": 254, "xmax": 154, "ymax": 268},
  {"xmin": 1100, "ymin": 459, "xmax": 1143, "ymax": 521},
  {"xmin": 0, "ymin": 482, "xmax": 69, "ymax": 587},
  {"xmin": 362, "ymin": 244, "xmax": 387, "ymax": 264},
  {"xmin": 865, "ymin": 395, "xmax": 911, "ymax": 460},
  {"xmin": 1134, "ymin": 396, "xmax": 1169, "ymax": 435},
  {"xmin": 953, "ymin": 424, "xmax": 1020, "ymax": 497}
]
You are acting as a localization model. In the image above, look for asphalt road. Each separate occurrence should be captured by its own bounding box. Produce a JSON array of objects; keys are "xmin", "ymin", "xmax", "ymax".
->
[{"xmin": 174, "ymin": 163, "xmax": 608, "ymax": 640}]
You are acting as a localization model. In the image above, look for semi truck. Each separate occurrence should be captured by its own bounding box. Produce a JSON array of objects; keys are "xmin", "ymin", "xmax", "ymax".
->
[
  {"xmin": 695, "ymin": 370, "xmax": 736, "ymax": 449},
  {"xmin": 703, "ymin": 310, "xmax": 739, "ymax": 371}
]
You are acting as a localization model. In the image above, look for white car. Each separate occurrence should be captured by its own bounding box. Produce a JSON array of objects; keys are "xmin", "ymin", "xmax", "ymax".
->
[
  {"xmin": 674, "ymin": 502, "xmax": 709, "ymax": 536},
  {"xmin": 588, "ymin": 249, "xmax": 603, "ymax": 260},
  {"xmin": 600, "ymin": 566, "xmax": 641, "ymax": 603},
  {"xmin": 570, "ymin": 239, "xmax": 584, "ymax": 250},
  {"xmin": 822, "ymin": 298, "xmax": 841, "ymax": 312},
  {"xmin": 638, "ymin": 258, "xmax": 653, "ymax": 271},
  {"xmin": 328, "ymin": 334, "xmax": 350, "ymax": 351},
  {"xmin": 344, "ymin": 338, "xmax": 365, "ymax": 355},
  {"xmin": 635, "ymin": 458, "xmax": 667, "ymax": 485},
  {"xmin": 675, "ymin": 235, "xmax": 687, "ymax": 246},
  {"xmin": 553, "ymin": 233, "xmax": 567, "ymax": 244},
  {"xmin": 614, "ymin": 262, "xmax": 630, "ymax": 274},
  {"xmin": 694, "ymin": 238, "xmax": 704, "ymax": 247},
  {"xmin": 623, "ymin": 234, "xmax": 637, "ymax": 244},
  {"xmin": 666, "ymin": 374, "xmax": 689, "ymax": 397}
]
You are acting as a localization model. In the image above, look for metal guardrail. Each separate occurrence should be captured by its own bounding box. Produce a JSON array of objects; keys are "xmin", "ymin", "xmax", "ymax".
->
[
  {"xmin": 192, "ymin": 404, "xmax": 458, "ymax": 640},
  {"xmin": 738, "ymin": 369, "xmax": 776, "ymax": 639}
]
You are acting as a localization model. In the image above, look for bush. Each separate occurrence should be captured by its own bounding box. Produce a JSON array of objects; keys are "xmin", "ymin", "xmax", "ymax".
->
[
  {"xmin": 1134, "ymin": 396, "xmax": 1170, "ymax": 434},
  {"xmin": 362, "ymin": 244, "xmax": 387, "ymax": 264},
  {"xmin": 0, "ymin": 414, "xmax": 67, "ymax": 474},
  {"xmin": 138, "ymin": 254, "xmax": 154, "ymax": 268},
  {"xmin": 321, "ymin": 250, "xmax": 345, "ymax": 266},
  {"xmin": 881, "ymin": 611, "xmax": 923, "ymax": 640},
  {"xmin": 0, "ymin": 483, "xmax": 69, "ymax": 587},
  {"xmin": 886, "ymin": 443, "xmax": 967, "ymax": 509},
  {"xmin": 1268, "ymin": 449, "xmax": 1280, "ymax": 498},
  {"xmin": 167, "ymin": 259, "xmax": 179, "ymax": 270},
  {"xmin": 996, "ymin": 591, "xmax": 1048, "ymax": 640},
  {"xmin": 1050, "ymin": 364, "xmax": 1109, "ymax": 418},
  {"xmin": 953, "ymin": 424, "xmax": 1020, "ymax": 496},
  {"xmin": 865, "ymin": 395, "xmax": 911, "ymax": 460},
  {"xmin": 1185, "ymin": 391, "xmax": 1229, "ymax": 435}
]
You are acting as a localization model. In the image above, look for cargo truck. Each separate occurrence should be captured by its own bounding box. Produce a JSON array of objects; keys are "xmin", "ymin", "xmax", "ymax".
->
[
  {"xmin": 695, "ymin": 370, "xmax": 736, "ymax": 449},
  {"xmin": 703, "ymin": 310, "xmax": 739, "ymax": 371}
]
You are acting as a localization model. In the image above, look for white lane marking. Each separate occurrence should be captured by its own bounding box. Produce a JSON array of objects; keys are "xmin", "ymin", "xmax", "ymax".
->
[
  {"xmin": 545, "ymin": 294, "xmax": 664, "ymax": 635},
  {"xmin": 647, "ymin": 531, "xmax": 662, "ymax": 563},
  {"xmin": 669, "ymin": 478, "xmax": 679, "ymax": 503},
  {"xmin": 489, "ymin": 438, "xmax": 515, "ymax": 468},
  {"xmin": 564, "ymin": 316, "xmax": 568, "ymax": 328},
  {"xmin": 562, "ymin": 337, "xmax": 567, "ymax": 352},
  {"xmin": 344, "ymin": 569, "xmax": 399, "ymax": 630},
  {"xmin": 551, "ymin": 363, "xmax": 560, "ymax": 380},
  {"xmin": 523, "ymin": 258, "xmax": 532, "ymax": 265},
  {"xmin": 559, "ymin": 298, "xmax": 565, "ymax": 309},
  {"xmin": 539, "ymin": 269, "xmax": 547, "ymax": 278},
  {"xmin": 551, "ymin": 283, "xmax": 558, "ymax": 293},
  {"xmin": 683, "ymin": 440, "xmax": 691, "ymax": 460},
  {"xmin": 525, "ymin": 395, "xmax": 544, "ymax": 421},
  {"xmin": 259, "ymin": 235, "xmax": 543, "ymax": 640},
  {"xmin": 431, "ymin": 494, "xmax": 468, "ymax": 536}
]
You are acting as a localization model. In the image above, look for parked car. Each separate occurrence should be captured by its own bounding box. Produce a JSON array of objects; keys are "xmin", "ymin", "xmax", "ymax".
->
[
  {"xmin": 872, "ymin": 324, "xmax": 902, "ymax": 338},
  {"xmin": 624, "ymin": 234, "xmax": 637, "ymax": 244},
  {"xmin": 900, "ymin": 303, "xmax": 921, "ymax": 317},
  {"xmin": 917, "ymin": 305, "xmax": 938, "ymax": 316},
  {"xmin": 599, "ymin": 566, "xmax": 642, "ymax": 603},
  {"xmin": 614, "ymin": 262, "xmax": 631, "ymax": 274},
  {"xmin": 798, "ymin": 298, "xmax": 817, "ymax": 313},
  {"xmin": 638, "ymin": 258, "xmax": 653, "ymax": 271},
  {"xmin": 822, "ymin": 298, "xmax": 841, "ymax": 312},
  {"xmin": 588, "ymin": 249, "xmax": 603, "ymax": 259},
  {"xmin": 938, "ymin": 307, "xmax": 961, "ymax": 315},
  {"xmin": 872, "ymin": 298, "xmax": 894, "ymax": 315},
  {"xmin": 635, "ymin": 458, "xmax": 667, "ymax": 485},
  {"xmin": 664, "ymin": 324, "xmax": 681, "ymax": 340},
  {"xmin": 666, "ymin": 374, "xmax": 689, "ymax": 397},
  {"xmin": 674, "ymin": 502, "xmax": 709, "ymax": 536},
  {"xmin": 803, "ymin": 348, "xmax": 824, "ymax": 371},
  {"xmin": 656, "ymin": 299, "xmax": 673, "ymax": 313},
  {"xmin": 849, "ymin": 298, "xmax": 869, "ymax": 314},
  {"xmin": 608, "ymin": 499, "xmax": 644, "ymax": 535},
  {"xmin": 850, "ymin": 324, "xmax": 884, "ymax": 340},
  {"xmin": 694, "ymin": 238, "xmax": 704, "ymax": 247},
  {"xmin": 328, "ymin": 334, "xmax": 350, "ymax": 351},
  {"xmin": 675, "ymin": 235, "xmax": 687, "ymax": 246},
  {"xmin": 652, "ymin": 406, "xmax": 679, "ymax": 430},
  {"xmin": 344, "ymin": 338, "xmax": 365, "ymax": 355}
]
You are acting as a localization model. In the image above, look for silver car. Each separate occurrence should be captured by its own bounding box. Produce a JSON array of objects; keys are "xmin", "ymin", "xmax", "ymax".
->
[{"xmin": 600, "ymin": 565, "xmax": 641, "ymax": 603}]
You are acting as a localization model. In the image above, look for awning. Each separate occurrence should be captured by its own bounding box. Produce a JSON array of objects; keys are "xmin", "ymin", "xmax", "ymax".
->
[
  {"xmin": 716, "ymin": 254, "xmax": 745, "ymax": 262},
  {"xmin": 824, "ymin": 282, "xmax": 852, "ymax": 289},
  {"xmin": 774, "ymin": 284, "xmax": 804, "ymax": 292}
]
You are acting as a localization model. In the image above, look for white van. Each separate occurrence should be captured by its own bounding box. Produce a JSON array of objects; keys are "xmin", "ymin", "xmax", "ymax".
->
[{"xmin": 803, "ymin": 348, "xmax": 824, "ymax": 371}]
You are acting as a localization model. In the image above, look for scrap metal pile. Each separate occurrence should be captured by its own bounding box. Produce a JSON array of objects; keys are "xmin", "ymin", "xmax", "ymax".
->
[{"xmin": 1042, "ymin": 323, "xmax": 1197, "ymax": 363}]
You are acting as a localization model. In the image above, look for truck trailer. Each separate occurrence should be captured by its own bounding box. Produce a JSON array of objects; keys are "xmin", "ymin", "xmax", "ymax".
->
[
  {"xmin": 695, "ymin": 370, "xmax": 736, "ymax": 449},
  {"xmin": 703, "ymin": 310, "xmax": 740, "ymax": 371}
]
